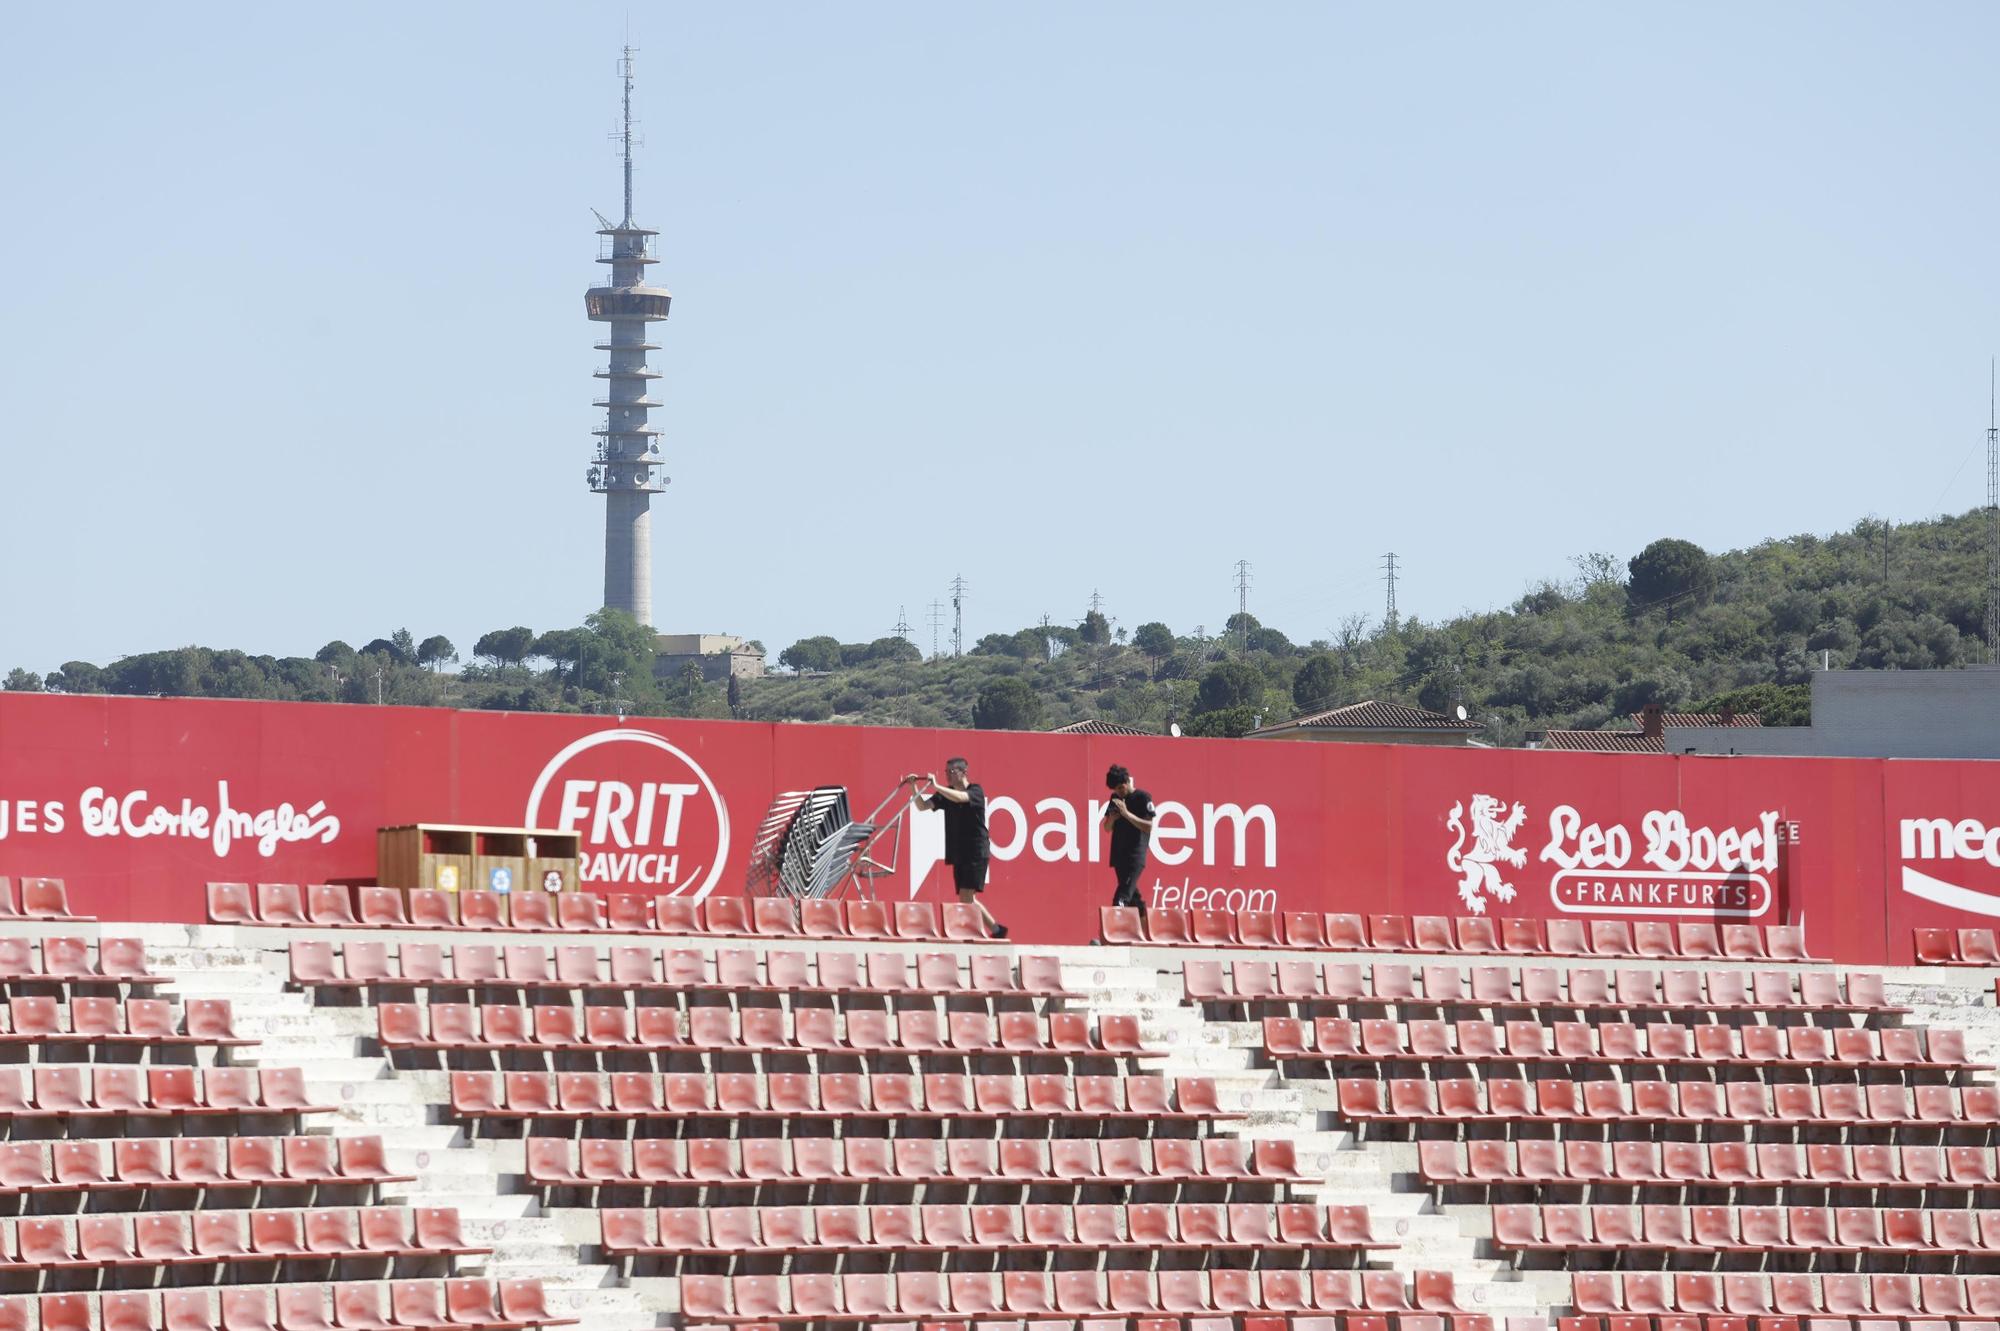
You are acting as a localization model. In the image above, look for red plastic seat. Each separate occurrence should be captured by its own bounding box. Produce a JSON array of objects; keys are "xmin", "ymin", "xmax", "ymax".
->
[
  {"xmin": 1146, "ymin": 909, "xmax": 1192, "ymax": 944},
  {"xmin": 21, "ymin": 879, "xmax": 76, "ymax": 920},
  {"xmin": 1589, "ymin": 921, "xmax": 1636, "ymax": 957},
  {"xmin": 1370, "ymin": 915, "xmax": 1415, "ymax": 950},
  {"xmin": 352, "ymin": 887, "xmax": 408, "ymax": 927},
  {"xmin": 401, "ymin": 889, "xmax": 453, "ymax": 928},
  {"xmin": 1542, "ymin": 919, "xmax": 1585, "ymax": 954},
  {"xmin": 1412, "ymin": 916, "xmax": 1455, "ymax": 952},
  {"xmin": 251, "ymin": 1208, "xmax": 307, "ymax": 1256},
  {"xmin": 1958, "ymin": 929, "xmax": 2000, "ymax": 965},
  {"xmin": 842, "ymin": 900, "xmax": 890, "ymax": 939},
  {"xmin": 446, "ymin": 889, "xmax": 499, "ymax": 930},
  {"xmin": 510, "ymin": 891, "xmax": 557, "ymax": 930},
  {"xmin": 163, "ymin": 1292, "xmax": 219, "ymax": 1331},
  {"xmin": 1189, "ymin": 909, "xmax": 1235, "ymax": 945},
  {"xmin": 209, "ymin": 882, "xmax": 258, "ymax": 924},
  {"xmin": 909, "ymin": 902, "xmax": 973, "ymax": 945},
  {"xmin": 1629, "ymin": 920, "xmax": 1676, "ymax": 957},
  {"xmin": 1723, "ymin": 924, "xmax": 1767, "ymax": 959},
  {"xmin": 884, "ymin": 900, "xmax": 936, "ymax": 940},
  {"xmin": 1314, "ymin": 912, "xmax": 1361, "ymax": 948},
  {"xmin": 590, "ymin": 893, "xmax": 643, "ymax": 932},
  {"xmin": 1099, "ymin": 906, "xmax": 1144, "ymax": 944},
  {"xmin": 257, "ymin": 882, "xmax": 308, "ymax": 925},
  {"xmin": 555, "ymin": 893, "xmax": 604, "ymax": 930}
]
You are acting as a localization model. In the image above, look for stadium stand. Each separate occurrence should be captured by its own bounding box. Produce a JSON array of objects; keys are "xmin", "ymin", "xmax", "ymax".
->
[{"xmin": 0, "ymin": 874, "xmax": 1979, "ymax": 1330}]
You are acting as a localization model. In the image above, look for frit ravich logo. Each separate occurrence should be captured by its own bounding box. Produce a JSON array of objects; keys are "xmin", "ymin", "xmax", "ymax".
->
[
  {"xmin": 1446, "ymin": 795, "xmax": 1527, "ymax": 914},
  {"xmin": 525, "ymin": 729, "xmax": 731, "ymax": 901}
]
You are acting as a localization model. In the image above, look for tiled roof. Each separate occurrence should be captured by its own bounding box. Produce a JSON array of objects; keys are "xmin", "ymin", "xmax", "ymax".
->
[
  {"xmin": 1538, "ymin": 729, "xmax": 1665, "ymax": 753},
  {"xmin": 1631, "ymin": 711, "xmax": 1763, "ymax": 728},
  {"xmin": 1251, "ymin": 700, "xmax": 1481, "ymax": 736},
  {"xmin": 1048, "ymin": 719, "xmax": 1151, "ymax": 736}
]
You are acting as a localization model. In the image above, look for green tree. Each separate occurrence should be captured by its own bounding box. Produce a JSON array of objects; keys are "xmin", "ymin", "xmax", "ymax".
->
[
  {"xmin": 390, "ymin": 628, "xmax": 417, "ymax": 661},
  {"xmin": 1078, "ymin": 610, "xmax": 1111, "ymax": 645},
  {"xmin": 1688, "ymin": 683, "xmax": 1811, "ymax": 727},
  {"xmin": 3, "ymin": 668, "xmax": 42, "ymax": 692},
  {"xmin": 1246, "ymin": 625, "xmax": 1293, "ymax": 654},
  {"xmin": 842, "ymin": 637, "xmax": 921, "ymax": 666},
  {"xmin": 474, "ymin": 627, "xmax": 536, "ymax": 667},
  {"xmin": 569, "ymin": 609, "xmax": 662, "ymax": 707},
  {"xmin": 1132, "ymin": 622, "xmax": 1174, "ymax": 658},
  {"xmin": 1183, "ymin": 704, "xmax": 1262, "ymax": 738},
  {"xmin": 1292, "ymin": 654, "xmax": 1340, "ymax": 711},
  {"xmin": 1627, "ymin": 538, "xmax": 1714, "ymax": 611},
  {"xmin": 416, "ymin": 635, "xmax": 456, "ymax": 670},
  {"xmin": 46, "ymin": 661, "xmax": 103, "ymax": 693},
  {"xmin": 973, "ymin": 676, "xmax": 1042, "ymax": 730},
  {"xmin": 1012, "ymin": 627, "xmax": 1052, "ymax": 662},
  {"xmin": 779, "ymin": 636, "xmax": 843, "ymax": 672},
  {"xmin": 1196, "ymin": 660, "xmax": 1265, "ymax": 714},
  {"xmin": 533, "ymin": 629, "xmax": 584, "ymax": 675}
]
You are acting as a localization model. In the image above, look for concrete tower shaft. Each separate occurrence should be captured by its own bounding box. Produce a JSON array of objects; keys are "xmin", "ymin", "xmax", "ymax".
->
[{"xmin": 584, "ymin": 45, "xmax": 670, "ymax": 627}]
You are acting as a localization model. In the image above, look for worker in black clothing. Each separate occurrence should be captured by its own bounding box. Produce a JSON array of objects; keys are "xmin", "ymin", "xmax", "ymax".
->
[
  {"xmin": 1101, "ymin": 763, "xmax": 1157, "ymax": 919},
  {"xmin": 905, "ymin": 757, "xmax": 1008, "ymax": 939}
]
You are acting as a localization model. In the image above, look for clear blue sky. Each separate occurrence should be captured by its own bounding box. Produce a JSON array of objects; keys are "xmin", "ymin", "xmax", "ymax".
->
[{"xmin": 3, "ymin": 3, "xmax": 1997, "ymax": 671}]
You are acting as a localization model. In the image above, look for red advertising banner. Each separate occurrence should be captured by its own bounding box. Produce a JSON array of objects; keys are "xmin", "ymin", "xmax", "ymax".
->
[{"xmin": 0, "ymin": 691, "xmax": 1994, "ymax": 962}]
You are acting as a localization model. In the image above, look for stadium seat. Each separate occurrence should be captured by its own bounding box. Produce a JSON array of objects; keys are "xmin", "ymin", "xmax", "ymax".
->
[
  {"xmin": 257, "ymin": 882, "xmax": 308, "ymax": 924},
  {"xmin": 22, "ymin": 878, "xmax": 77, "ymax": 920},
  {"xmin": 511, "ymin": 892, "xmax": 557, "ymax": 930},
  {"xmin": 208, "ymin": 882, "xmax": 257, "ymax": 924},
  {"xmin": 357, "ymin": 888, "xmax": 409, "ymax": 926}
]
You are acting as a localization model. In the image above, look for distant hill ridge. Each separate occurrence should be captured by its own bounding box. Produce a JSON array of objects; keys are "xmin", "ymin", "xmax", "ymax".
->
[{"xmin": 5, "ymin": 510, "xmax": 1991, "ymax": 747}]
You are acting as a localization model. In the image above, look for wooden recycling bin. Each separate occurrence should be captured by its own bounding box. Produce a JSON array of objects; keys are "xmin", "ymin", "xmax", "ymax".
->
[{"xmin": 377, "ymin": 824, "xmax": 581, "ymax": 896}]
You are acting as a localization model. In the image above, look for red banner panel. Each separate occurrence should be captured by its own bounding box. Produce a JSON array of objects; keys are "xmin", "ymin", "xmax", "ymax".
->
[{"xmin": 0, "ymin": 691, "xmax": 1987, "ymax": 962}]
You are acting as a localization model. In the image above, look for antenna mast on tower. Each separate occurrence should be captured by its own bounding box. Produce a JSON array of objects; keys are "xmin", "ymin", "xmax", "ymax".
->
[
  {"xmin": 1233, "ymin": 560, "xmax": 1253, "ymax": 649},
  {"xmin": 950, "ymin": 575, "xmax": 968, "ymax": 657},
  {"xmin": 618, "ymin": 45, "xmax": 637, "ymax": 226},
  {"xmin": 1987, "ymin": 359, "xmax": 1999, "ymax": 662}
]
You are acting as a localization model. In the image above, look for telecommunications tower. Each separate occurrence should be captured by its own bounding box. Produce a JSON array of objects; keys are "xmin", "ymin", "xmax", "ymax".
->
[
  {"xmin": 1988, "ymin": 361, "xmax": 1999, "ymax": 662},
  {"xmin": 584, "ymin": 46, "xmax": 673, "ymax": 626}
]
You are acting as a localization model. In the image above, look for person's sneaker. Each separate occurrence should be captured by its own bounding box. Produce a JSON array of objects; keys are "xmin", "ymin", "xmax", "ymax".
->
[{"xmin": 990, "ymin": 924, "xmax": 1009, "ymax": 939}]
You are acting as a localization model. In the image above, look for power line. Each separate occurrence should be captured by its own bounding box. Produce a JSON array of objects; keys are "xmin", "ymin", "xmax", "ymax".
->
[
  {"xmin": 926, "ymin": 601, "xmax": 946, "ymax": 660},
  {"xmin": 1382, "ymin": 553, "xmax": 1400, "ymax": 632},
  {"xmin": 1088, "ymin": 589, "xmax": 1104, "ymax": 619},
  {"xmin": 893, "ymin": 605, "xmax": 911, "ymax": 643},
  {"xmin": 949, "ymin": 575, "xmax": 968, "ymax": 657}
]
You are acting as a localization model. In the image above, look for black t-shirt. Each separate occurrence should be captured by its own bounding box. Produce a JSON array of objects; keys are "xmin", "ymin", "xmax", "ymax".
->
[
  {"xmin": 1108, "ymin": 788, "xmax": 1156, "ymax": 868},
  {"xmin": 939, "ymin": 783, "xmax": 989, "ymax": 865}
]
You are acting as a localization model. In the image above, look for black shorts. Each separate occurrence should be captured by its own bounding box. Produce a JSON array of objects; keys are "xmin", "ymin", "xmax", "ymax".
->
[{"xmin": 951, "ymin": 858, "xmax": 990, "ymax": 893}]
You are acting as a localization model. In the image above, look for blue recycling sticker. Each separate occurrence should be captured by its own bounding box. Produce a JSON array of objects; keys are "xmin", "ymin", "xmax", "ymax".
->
[{"xmin": 489, "ymin": 866, "xmax": 513, "ymax": 893}]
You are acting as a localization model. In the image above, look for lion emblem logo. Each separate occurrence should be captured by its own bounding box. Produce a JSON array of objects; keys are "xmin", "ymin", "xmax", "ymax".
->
[{"xmin": 1447, "ymin": 794, "xmax": 1528, "ymax": 914}]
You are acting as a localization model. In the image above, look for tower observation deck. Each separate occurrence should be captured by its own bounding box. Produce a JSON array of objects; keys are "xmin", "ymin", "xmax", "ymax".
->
[{"xmin": 585, "ymin": 45, "xmax": 671, "ymax": 626}]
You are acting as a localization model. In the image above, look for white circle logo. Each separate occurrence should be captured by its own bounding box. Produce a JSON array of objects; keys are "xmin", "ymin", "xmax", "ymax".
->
[{"xmin": 525, "ymin": 728, "xmax": 733, "ymax": 902}]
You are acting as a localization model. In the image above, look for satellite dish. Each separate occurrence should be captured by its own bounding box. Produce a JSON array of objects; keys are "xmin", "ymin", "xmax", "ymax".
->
[
  {"xmin": 1169, "ymin": 722, "xmax": 1183, "ymax": 738},
  {"xmin": 1455, "ymin": 705, "xmax": 1469, "ymax": 721}
]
